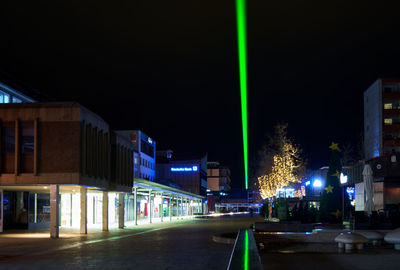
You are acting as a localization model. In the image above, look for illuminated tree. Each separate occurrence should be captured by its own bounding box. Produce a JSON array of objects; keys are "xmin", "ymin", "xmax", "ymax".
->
[{"xmin": 257, "ymin": 124, "xmax": 305, "ymax": 199}]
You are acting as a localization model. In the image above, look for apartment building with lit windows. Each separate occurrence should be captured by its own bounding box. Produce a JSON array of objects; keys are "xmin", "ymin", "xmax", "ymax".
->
[
  {"xmin": 206, "ymin": 161, "xmax": 231, "ymax": 194},
  {"xmin": 364, "ymin": 79, "xmax": 400, "ymax": 159},
  {"xmin": 115, "ymin": 130, "xmax": 156, "ymax": 181},
  {"xmin": 363, "ymin": 79, "xmax": 400, "ymax": 214}
]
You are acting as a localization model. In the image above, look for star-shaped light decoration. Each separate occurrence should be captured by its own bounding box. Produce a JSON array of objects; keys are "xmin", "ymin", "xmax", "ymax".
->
[
  {"xmin": 325, "ymin": 185, "xmax": 334, "ymax": 193},
  {"xmin": 331, "ymin": 170, "xmax": 340, "ymax": 178},
  {"xmin": 331, "ymin": 209, "xmax": 341, "ymax": 219},
  {"xmin": 329, "ymin": 142, "xmax": 341, "ymax": 152}
]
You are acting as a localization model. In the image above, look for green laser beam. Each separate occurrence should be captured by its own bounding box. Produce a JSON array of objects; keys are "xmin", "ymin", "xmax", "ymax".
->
[{"xmin": 236, "ymin": 0, "xmax": 248, "ymax": 189}]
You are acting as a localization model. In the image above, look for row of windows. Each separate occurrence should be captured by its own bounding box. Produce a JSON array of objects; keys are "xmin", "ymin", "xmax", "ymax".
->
[
  {"xmin": 384, "ymin": 103, "xmax": 400, "ymax": 110},
  {"xmin": 0, "ymin": 90, "xmax": 22, "ymax": 104},
  {"xmin": 385, "ymin": 118, "xmax": 393, "ymax": 125},
  {"xmin": 141, "ymin": 158, "xmax": 154, "ymax": 170},
  {"xmin": 139, "ymin": 173, "xmax": 153, "ymax": 181},
  {"xmin": 1, "ymin": 121, "xmax": 34, "ymax": 173}
]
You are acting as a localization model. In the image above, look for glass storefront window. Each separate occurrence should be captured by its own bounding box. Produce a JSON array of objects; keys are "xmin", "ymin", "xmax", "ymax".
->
[
  {"xmin": 60, "ymin": 193, "xmax": 80, "ymax": 228},
  {"xmin": 108, "ymin": 193, "xmax": 119, "ymax": 227},
  {"xmin": 124, "ymin": 194, "xmax": 135, "ymax": 222},
  {"xmin": 28, "ymin": 193, "xmax": 50, "ymax": 224},
  {"xmin": 87, "ymin": 193, "xmax": 103, "ymax": 227}
]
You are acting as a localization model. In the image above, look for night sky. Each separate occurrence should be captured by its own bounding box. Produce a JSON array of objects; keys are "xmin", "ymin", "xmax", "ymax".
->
[{"xmin": 1, "ymin": 1, "xmax": 400, "ymax": 188}]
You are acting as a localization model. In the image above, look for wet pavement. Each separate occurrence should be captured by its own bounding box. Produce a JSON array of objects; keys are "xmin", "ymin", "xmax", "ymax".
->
[
  {"xmin": 0, "ymin": 215, "xmax": 264, "ymax": 270},
  {"xmin": 258, "ymin": 239, "xmax": 400, "ymax": 270}
]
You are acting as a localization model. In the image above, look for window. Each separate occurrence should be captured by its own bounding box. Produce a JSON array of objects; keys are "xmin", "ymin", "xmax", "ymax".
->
[
  {"xmin": 134, "ymin": 157, "xmax": 138, "ymax": 164},
  {"xmin": 1, "ymin": 122, "xmax": 15, "ymax": 173},
  {"xmin": 22, "ymin": 122, "xmax": 34, "ymax": 153},
  {"xmin": 12, "ymin": 97, "xmax": 22, "ymax": 103},
  {"xmin": 384, "ymin": 103, "xmax": 393, "ymax": 109},
  {"xmin": 21, "ymin": 122, "xmax": 34, "ymax": 172},
  {"xmin": 2, "ymin": 124, "xmax": 15, "ymax": 153},
  {"xmin": 384, "ymin": 87, "xmax": 392, "ymax": 93},
  {"xmin": 384, "ymin": 118, "xmax": 393, "ymax": 125},
  {"xmin": 0, "ymin": 91, "xmax": 10, "ymax": 103}
]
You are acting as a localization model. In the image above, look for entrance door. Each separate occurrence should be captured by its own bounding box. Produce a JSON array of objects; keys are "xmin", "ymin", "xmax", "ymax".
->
[{"xmin": 3, "ymin": 191, "xmax": 29, "ymax": 230}]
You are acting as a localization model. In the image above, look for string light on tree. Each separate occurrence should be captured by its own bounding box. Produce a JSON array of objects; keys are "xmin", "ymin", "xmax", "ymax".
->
[{"xmin": 258, "ymin": 142, "xmax": 304, "ymax": 199}]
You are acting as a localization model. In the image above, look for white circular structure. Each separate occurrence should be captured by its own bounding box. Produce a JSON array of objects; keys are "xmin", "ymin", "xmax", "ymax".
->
[
  {"xmin": 334, "ymin": 232, "xmax": 368, "ymax": 250},
  {"xmin": 384, "ymin": 229, "xmax": 400, "ymax": 250},
  {"xmin": 356, "ymin": 230, "xmax": 384, "ymax": 246}
]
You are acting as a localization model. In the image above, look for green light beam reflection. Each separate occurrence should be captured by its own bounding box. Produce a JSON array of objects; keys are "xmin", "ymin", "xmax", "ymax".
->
[
  {"xmin": 236, "ymin": 0, "xmax": 248, "ymax": 189},
  {"xmin": 244, "ymin": 230, "xmax": 249, "ymax": 270}
]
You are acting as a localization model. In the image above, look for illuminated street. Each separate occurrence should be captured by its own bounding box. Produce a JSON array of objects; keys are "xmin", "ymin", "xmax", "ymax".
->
[{"xmin": 0, "ymin": 215, "xmax": 263, "ymax": 269}]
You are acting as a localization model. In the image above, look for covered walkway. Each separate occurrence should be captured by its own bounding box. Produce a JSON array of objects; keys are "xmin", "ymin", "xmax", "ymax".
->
[{"xmin": 0, "ymin": 179, "xmax": 205, "ymax": 238}]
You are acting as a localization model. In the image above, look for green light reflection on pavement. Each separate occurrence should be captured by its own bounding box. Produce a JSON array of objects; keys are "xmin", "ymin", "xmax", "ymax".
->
[{"xmin": 244, "ymin": 230, "xmax": 249, "ymax": 270}]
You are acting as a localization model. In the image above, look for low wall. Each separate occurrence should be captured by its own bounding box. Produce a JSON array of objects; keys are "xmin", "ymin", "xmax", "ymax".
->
[
  {"xmin": 227, "ymin": 229, "xmax": 263, "ymax": 270},
  {"xmin": 255, "ymin": 222, "xmax": 314, "ymax": 232}
]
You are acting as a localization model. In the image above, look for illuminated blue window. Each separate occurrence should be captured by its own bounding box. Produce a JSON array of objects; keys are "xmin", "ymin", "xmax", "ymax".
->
[
  {"xmin": 0, "ymin": 91, "xmax": 10, "ymax": 103},
  {"xmin": 12, "ymin": 97, "xmax": 22, "ymax": 103}
]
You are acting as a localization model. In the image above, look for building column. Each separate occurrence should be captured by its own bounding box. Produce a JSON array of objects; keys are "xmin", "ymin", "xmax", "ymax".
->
[
  {"xmin": 80, "ymin": 187, "xmax": 87, "ymax": 234},
  {"xmin": 50, "ymin": 185, "xmax": 59, "ymax": 239},
  {"xmin": 177, "ymin": 197, "xmax": 180, "ymax": 218},
  {"xmin": 160, "ymin": 193, "xmax": 164, "ymax": 222},
  {"xmin": 102, "ymin": 191, "xmax": 108, "ymax": 231},
  {"xmin": 149, "ymin": 190, "xmax": 152, "ymax": 224},
  {"xmin": 133, "ymin": 187, "xmax": 138, "ymax": 225},
  {"xmin": 199, "ymin": 200, "xmax": 203, "ymax": 214},
  {"xmin": 186, "ymin": 198, "xmax": 189, "ymax": 217},
  {"xmin": 169, "ymin": 197, "xmax": 172, "ymax": 221},
  {"xmin": 118, "ymin": 193, "xmax": 124, "ymax": 229},
  {"xmin": 180, "ymin": 197, "xmax": 184, "ymax": 219},
  {"xmin": 183, "ymin": 198, "xmax": 186, "ymax": 217}
]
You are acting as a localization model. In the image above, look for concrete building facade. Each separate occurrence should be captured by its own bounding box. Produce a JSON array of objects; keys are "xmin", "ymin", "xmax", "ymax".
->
[
  {"xmin": 364, "ymin": 78, "xmax": 400, "ymax": 159},
  {"xmin": 156, "ymin": 151, "xmax": 208, "ymax": 197},
  {"xmin": 206, "ymin": 161, "xmax": 231, "ymax": 194},
  {"xmin": 0, "ymin": 102, "xmax": 204, "ymax": 236},
  {"xmin": 0, "ymin": 102, "xmax": 132, "ymax": 236},
  {"xmin": 116, "ymin": 130, "xmax": 156, "ymax": 181}
]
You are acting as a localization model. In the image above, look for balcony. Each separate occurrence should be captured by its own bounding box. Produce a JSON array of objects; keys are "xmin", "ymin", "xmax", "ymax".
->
[
  {"xmin": 383, "ymin": 109, "xmax": 400, "ymax": 116},
  {"xmin": 383, "ymin": 124, "xmax": 400, "ymax": 131},
  {"xmin": 384, "ymin": 139, "xmax": 400, "ymax": 147},
  {"xmin": 383, "ymin": 93, "xmax": 400, "ymax": 100}
]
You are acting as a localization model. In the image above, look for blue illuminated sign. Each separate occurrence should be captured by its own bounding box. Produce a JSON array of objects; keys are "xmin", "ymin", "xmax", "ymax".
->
[
  {"xmin": 171, "ymin": 166, "xmax": 198, "ymax": 172},
  {"xmin": 346, "ymin": 187, "xmax": 355, "ymax": 195},
  {"xmin": 346, "ymin": 187, "xmax": 355, "ymax": 200}
]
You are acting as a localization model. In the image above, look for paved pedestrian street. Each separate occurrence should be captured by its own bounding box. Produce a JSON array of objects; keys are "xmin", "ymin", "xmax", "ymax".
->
[{"xmin": 0, "ymin": 215, "xmax": 263, "ymax": 270}]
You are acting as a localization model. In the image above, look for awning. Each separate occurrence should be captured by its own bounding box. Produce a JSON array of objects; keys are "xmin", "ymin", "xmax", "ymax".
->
[{"xmin": 133, "ymin": 178, "xmax": 204, "ymax": 200}]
